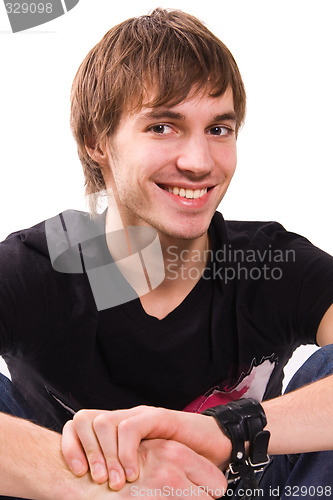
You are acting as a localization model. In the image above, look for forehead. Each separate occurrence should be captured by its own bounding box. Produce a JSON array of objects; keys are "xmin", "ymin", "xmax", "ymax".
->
[{"xmin": 129, "ymin": 87, "xmax": 236, "ymax": 123}]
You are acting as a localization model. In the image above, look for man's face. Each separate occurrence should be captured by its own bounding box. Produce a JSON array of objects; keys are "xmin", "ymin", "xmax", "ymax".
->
[{"xmin": 102, "ymin": 88, "xmax": 237, "ymax": 240}]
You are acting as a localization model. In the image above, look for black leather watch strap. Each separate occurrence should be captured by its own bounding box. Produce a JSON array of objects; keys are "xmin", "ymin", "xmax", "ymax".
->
[{"xmin": 202, "ymin": 398, "xmax": 270, "ymax": 489}]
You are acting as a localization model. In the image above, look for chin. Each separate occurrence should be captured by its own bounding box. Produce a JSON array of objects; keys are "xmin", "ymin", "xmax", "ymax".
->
[{"xmin": 157, "ymin": 220, "xmax": 210, "ymax": 241}]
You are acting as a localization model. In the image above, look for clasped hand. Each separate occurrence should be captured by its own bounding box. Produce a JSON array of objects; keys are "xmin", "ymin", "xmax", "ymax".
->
[{"xmin": 61, "ymin": 406, "xmax": 230, "ymax": 496}]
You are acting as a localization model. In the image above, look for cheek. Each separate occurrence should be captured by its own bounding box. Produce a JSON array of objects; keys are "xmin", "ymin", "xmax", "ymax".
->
[
  {"xmin": 109, "ymin": 151, "xmax": 134, "ymax": 185},
  {"xmin": 147, "ymin": 146, "xmax": 173, "ymax": 170},
  {"xmin": 216, "ymin": 145, "xmax": 237, "ymax": 176},
  {"xmin": 227, "ymin": 148, "xmax": 237, "ymax": 175}
]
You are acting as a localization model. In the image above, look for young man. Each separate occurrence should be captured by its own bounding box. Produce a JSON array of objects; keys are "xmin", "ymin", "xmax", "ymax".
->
[{"xmin": 0, "ymin": 7, "xmax": 333, "ymax": 500}]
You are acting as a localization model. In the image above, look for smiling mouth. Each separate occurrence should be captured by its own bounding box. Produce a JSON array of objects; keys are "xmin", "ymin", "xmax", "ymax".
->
[{"xmin": 159, "ymin": 185, "xmax": 211, "ymax": 199}]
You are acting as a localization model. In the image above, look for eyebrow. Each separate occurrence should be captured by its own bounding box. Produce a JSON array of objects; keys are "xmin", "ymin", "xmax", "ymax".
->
[
  {"xmin": 213, "ymin": 112, "xmax": 237, "ymax": 123},
  {"xmin": 138, "ymin": 109, "xmax": 237, "ymax": 123},
  {"xmin": 138, "ymin": 110, "xmax": 186, "ymax": 121}
]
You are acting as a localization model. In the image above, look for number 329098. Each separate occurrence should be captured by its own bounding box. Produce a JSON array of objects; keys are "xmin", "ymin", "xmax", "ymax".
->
[{"xmin": 5, "ymin": 3, "xmax": 53, "ymax": 14}]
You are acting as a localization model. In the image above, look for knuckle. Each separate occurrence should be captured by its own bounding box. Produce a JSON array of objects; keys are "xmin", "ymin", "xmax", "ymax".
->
[
  {"xmin": 63, "ymin": 418, "xmax": 72, "ymax": 428},
  {"xmin": 159, "ymin": 440, "xmax": 183, "ymax": 462},
  {"xmin": 117, "ymin": 418, "xmax": 132, "ymax": 433},
  {"xmin": 93, "ymin": 413, "xmax": 113, "ymax": 433},
  {"xmin": 137, "ymin": 404, "xmax": 149, "ymax": 410},
  {"xmin": 87, "ymin": 450, "xmax": 104, "ymax": 465},
  {"xmin": 106, "ymin": 458, "xmax": 122, "ymax": 471},
  {"xmin": 155, "ymin": 467, "xmax": 178, "ymax": 485},
  {"xmin": 73, "ymin": 409, "xmax": 90, "ymax": 427},
  {"xmin": 62, "ymin": 419, "xmax": 73, "ymax": 435},
  {"xmin": 135, "ymin": 405, "xmax": 156, "ymax": 417}
]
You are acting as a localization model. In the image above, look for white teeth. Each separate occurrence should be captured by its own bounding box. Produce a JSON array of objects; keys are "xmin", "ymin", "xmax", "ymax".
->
[{"xmin": 165, "ymin": 186, "xmax": 208, "ymax": 199}]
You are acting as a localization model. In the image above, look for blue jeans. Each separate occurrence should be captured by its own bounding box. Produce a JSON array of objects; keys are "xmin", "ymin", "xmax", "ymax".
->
[
  {"xmin": 0, "ymin": 375, "xmax": 37, "ymax": 500},
  {"xmin": 232, "ymin": 345, "xmax": 333, "ymax": 500},
  {"xmin": 1, "ymin": 346, "xmax": 333, "ymax": 500}
]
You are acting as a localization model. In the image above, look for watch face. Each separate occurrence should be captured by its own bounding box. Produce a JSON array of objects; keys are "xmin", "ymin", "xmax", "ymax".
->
[{"xmin": 4, "ymin": 0, "xmax": 80, "ymax": 33}]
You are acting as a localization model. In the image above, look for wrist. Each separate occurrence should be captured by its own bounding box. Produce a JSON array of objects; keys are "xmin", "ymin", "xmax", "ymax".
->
[
  {"xmin": 200, "ymin": 414, "xmax": 233, "ymax": 469},
  {"xmin": 55, "ymin": 467, "xmax": 117, "ymax": 500},
  {"xmin": 201, "ymin": 399, "xmax": 270, "ymax": 488}
]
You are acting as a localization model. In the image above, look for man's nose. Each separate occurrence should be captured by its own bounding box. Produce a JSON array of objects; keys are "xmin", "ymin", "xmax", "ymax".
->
[{"xmin": 176, "ymin": 135, "xmax": 214, "ymax": 176}]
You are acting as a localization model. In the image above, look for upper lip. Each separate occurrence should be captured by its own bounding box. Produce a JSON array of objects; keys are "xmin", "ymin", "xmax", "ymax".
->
[{"xmin": 157, "ymin": 182, "xmax": 215, "ymax": 190}]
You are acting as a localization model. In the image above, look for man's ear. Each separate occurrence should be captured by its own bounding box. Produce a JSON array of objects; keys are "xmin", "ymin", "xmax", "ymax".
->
[{"xmin": 85, "ymin": 141, "xmax": 109, "ymax": 167}]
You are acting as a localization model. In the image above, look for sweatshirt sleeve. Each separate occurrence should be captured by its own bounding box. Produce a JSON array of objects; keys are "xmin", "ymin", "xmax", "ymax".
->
[
  {"xmin": 0, "ymin": 227, "xmax": 53, "ymax": 356},
  {"xmin": 251, "ymin": 223, "xmax": 333, "ymax": 346},
  {"xmin": 232, "ymin": 221, "xmax": 333, "ymax": 351}
]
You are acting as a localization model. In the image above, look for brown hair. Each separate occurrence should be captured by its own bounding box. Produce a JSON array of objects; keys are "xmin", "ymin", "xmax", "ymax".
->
[{"xmin": 70, "ymin": 8, "xmax": 246, "ymax": 205}]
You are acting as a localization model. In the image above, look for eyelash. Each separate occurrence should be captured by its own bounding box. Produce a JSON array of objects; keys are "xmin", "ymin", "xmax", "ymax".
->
[
  {"xmin": 208, "ymin": 126, "xmax": 234, "ymax": 136},
  {"xmin": 147, "ymin": 124, "xmax": 234, "ymax": 136},
  {"xmin": 148, "ymin": 124, "xmax": 173, "ymax": 135}
]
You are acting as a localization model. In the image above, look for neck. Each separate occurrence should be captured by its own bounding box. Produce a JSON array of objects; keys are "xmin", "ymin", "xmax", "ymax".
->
[
  {"xmin": 158, "ymin": 231, "xmax": 210, "ymax": 283},
  {"xmin": 104, "ymin": 205, "xmax": 212, "ymax": 319},
  {"xmin": 104, "ymin": 196, "xmax": 211, "ymax": 300}
]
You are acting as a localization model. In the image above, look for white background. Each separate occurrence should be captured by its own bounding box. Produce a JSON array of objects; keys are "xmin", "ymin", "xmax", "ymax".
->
[{"xmin": 0, "ymin": 0, "xmax": 332, "ymax": 384}]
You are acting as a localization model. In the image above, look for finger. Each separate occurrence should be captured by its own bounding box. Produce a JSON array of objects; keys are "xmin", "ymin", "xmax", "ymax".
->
[
  {"xmin": 118, "ymin": 407, "xmax": 179, "ymax": 479},
  {"xmin": 92, "ymin": 406, "xmax": 158, "ymax": 486},
  {"xmin": 92, "ymin": 413, "xmax": 126, "ymax": 490},
  {"xmin": 111, "ymin": 405, "xmax": 155, "ymax": 424},
  {"xmin": 184, "ymin": 450, "xmax": 227, "ymax": 498},
  {"xmin": 69, "ymin": 407, "xmax": 151, "ymax": 486},
  {"xmin": 117, "ymin": 417, "xmax": 142, "ymax": 482},
  {"xmin": 196, "ymin": 485, "xmax": 225, "ymax": 499},
  {"xmin": 72, "ymin": 410, "xmax": 109, "ymax": 484},
  {"xmin": 117, "ymin": 409, "xmax": 171, "ymax": 482},
  {"xmin": 197, "ymin": 487, "xmax": 216, "ymax": 499},
  {"xmin": 61, "ymin": 420, "xmax": 89, "ymax": 476}
]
